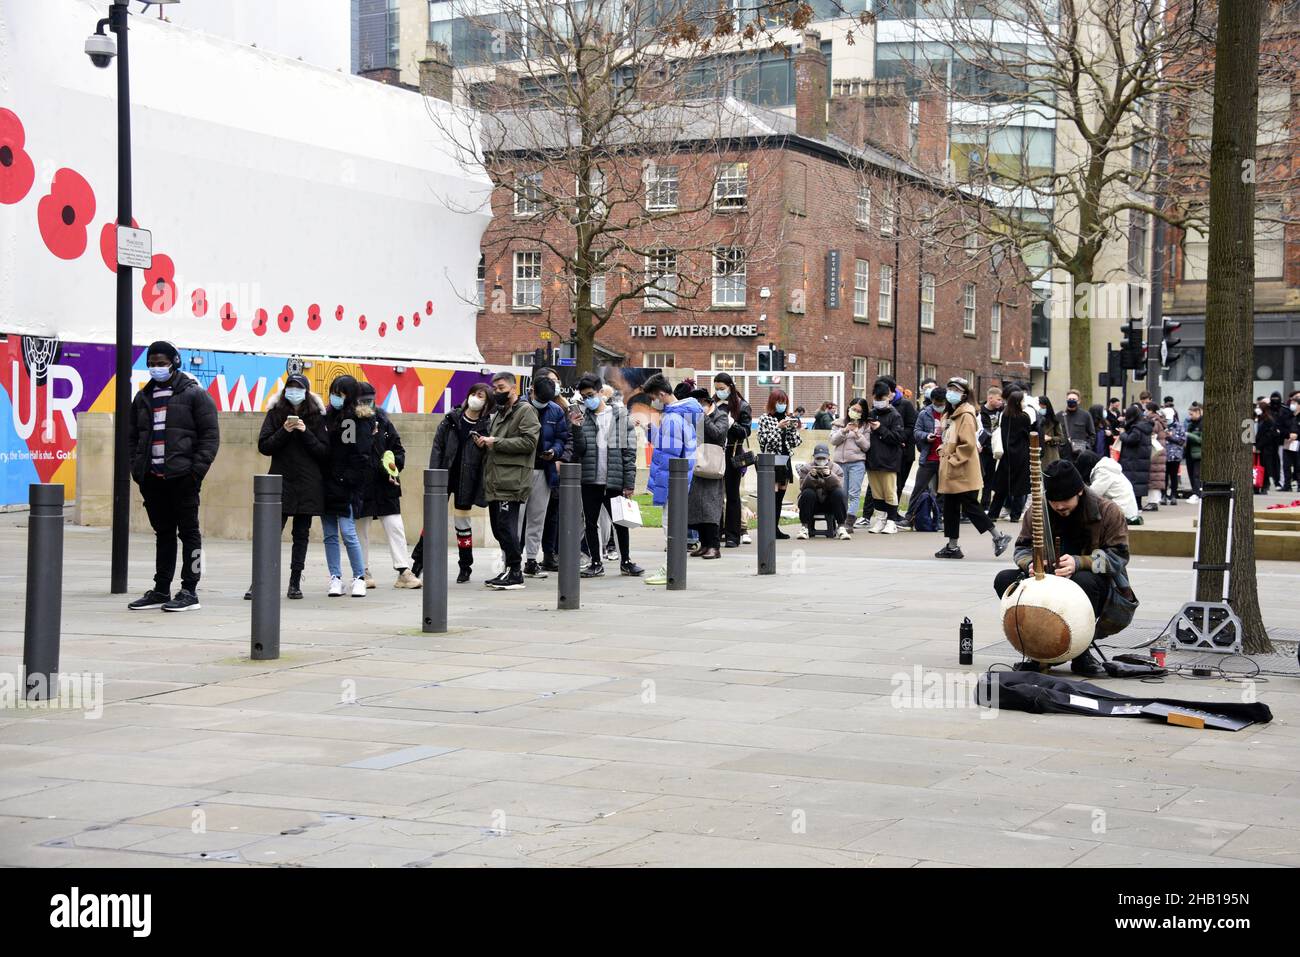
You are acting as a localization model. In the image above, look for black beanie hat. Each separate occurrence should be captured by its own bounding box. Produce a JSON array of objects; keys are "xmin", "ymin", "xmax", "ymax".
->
[
  {"xmin": 1042, "ymin": 459, "xmax": 1085, "ymax": 501},
  {"xmin": 146, "ymin": 340, "xmax": 179, "ymax": 366}
]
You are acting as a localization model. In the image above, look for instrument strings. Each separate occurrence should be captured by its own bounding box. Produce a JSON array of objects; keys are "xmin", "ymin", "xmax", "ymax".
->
[{"xmin": 1030, "ymin": 433, "xmax": 1045, "ymax": 580}]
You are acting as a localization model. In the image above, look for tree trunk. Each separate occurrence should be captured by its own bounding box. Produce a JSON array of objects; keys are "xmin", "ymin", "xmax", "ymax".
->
[
  {"xmin": 1068, "ymin": 287, "xmax": 1092, "ymax": 400},
  {"xmin": 1198, "ymin": 0, "xmax": 1270, "ymax": 654},
  {"xmin": 576, "ymin": 306, "xmax": 595, "ymax": 374}
]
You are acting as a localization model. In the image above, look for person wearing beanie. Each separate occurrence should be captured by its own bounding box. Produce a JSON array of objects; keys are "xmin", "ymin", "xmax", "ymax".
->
[
  {"xmin": 992, "ymin": 459, "xmax": 1136, "ymax": 677},
  {"xmin": 126, "ymin": 341, "xmax": 220, "ymax": 613}
]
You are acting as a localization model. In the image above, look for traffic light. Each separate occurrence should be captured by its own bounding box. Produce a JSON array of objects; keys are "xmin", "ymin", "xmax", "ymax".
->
[
  {"xmin": 757, "ymin": 346, "xmax": 786, "ymax": 372},
  {"xmin": 1134, "ymin": 345, "xmax": 1148, "ymax": 380},
  {"xmin": 1120, "ymin": 319, "xmax": 1145, "ymax": 370},
  {"xmin": 1160, "ymin": 318, "xmax": 1182, "ymax": 368}
]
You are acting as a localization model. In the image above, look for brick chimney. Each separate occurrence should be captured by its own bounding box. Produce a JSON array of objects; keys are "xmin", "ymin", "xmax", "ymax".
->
[
  {"xmin": 793, "ymin": 31, "xmax": 828, "ymax": 141},
  {"xmin": 418, "ymin": 42, "xmax": 454, "ymax": 102},
  {"xmin": 359, "ymin": 66, "xmax": 400, "ymax": 86},
  {"xmin": 830, "ymin": 78, "xmax": 909, "ymax": 159}
]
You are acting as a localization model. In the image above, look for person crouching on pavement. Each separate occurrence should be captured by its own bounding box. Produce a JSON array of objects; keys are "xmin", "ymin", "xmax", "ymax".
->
[
  {"xmin": 795, "ymin": 443, "xmax": 850, "ymax": 540},
  {"xmin": 993, "ymin": 459, "xmax": 1138, "ymax": 677},
  {"xmin": 127, "ymin": 341, "xmax": 220, "ymax": 613}
]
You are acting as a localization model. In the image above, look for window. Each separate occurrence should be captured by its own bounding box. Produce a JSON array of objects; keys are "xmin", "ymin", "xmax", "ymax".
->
[
  {"xmin": 476, "ymin": 254, "xmax": 485, "ymax": 310},
  {"xmin": 1259, "ymin": 86, "xmax": 1290, "ymax": 146},
  {"xmin": 852, "ymin": 356, "xmax": 868, "ymax": 395},
  {"xmin": 855, "ymin": 183, "xmax": 871, "ymax": 226},
  {"xmin": 714, "ymin": 162, "xmax": 749, "ymax": 210},
  {"xmin": 713, "ymin": 247, "xmax": 746, "ymax": 306},
  {"xmin": 645, "ymin": 163, "xmax": 679, "ymax": 211},
  {"xmin": 515, "ymin": 172, "xmax": 542, "ymax": 217},
  {"xmin": 965, "ymin": 232, "xmax": 978, "ymax": 257},
  {"xmin": 877, "ymin": 358, "xmax": 893, "ymax": 379},
  {"xmin": 1257, "ymin": 202, "xmax": 1285, "ymax": 279},
  {"xmin": 853, "ymin": 260, "xmax": 870, "ymax": 320},
  {"xmin": 513, "ymin": 251, "xmax": 542, "ymax": 309},
  {"xmin": 963, "ymin": 283, "xmax": 976, "ymax": 335},
  {"xmin": 920, "ymin": 274, "xmax": 935, "ymax": 329},
  {"xmin": 1128, "ymin": 212, "xmax": 1149, "ymax": 278},
  {"xmin": 512, "ymin": 352, "xmax": 536, "ymax": 367},
  {"xmin": 572, "ymin": 274, "xmax": 606, "ymax": 309},
  {"xmin": 643, "ymin": 352, "xmax": 676, "ymax": 368},
  {"xmin": 880, "ymin": 181, "xmax": 896, "ymax": 236},
  {"xmin": 1182, "ymin": 210, "xmax": 1208, "ymax": 281},
  {"xmin": 990, "ymin": 302, "xmax": 1002, "ymax": 361},
  {"xmin": 878, "ymin": 263, "xmax": 894, "ymax": 325},
  {"xmin": 712, "ymin": 352, "xmax": 746, "ymax": 371},
  {"xmin": 576, "ymin": 169, "xmax": 606, "ymax": 220},
  {"xmin": 646, "ymin": 249, "xmax": 678, "ymax": 309},
  {"xmin": 921, "ymin": 363, "xmax": 937, "ymax": 385}
]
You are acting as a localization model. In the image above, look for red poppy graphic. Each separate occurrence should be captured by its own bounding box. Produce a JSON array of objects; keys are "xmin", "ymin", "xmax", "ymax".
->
[
  {"xmin": 307, "ymin": 304, "xmax": 321, "ymax": 330},
  {"xmin": 277, "ymin": 304, "xmax": 294, "ymax": 333},
  {"xmin": 192, "ymin": 289, "xmax": 208, "ymax": 317},
  {"xmin": 378, "ymin": 322, "xmax": 387, "ymax": 337},
  {"xmin": 396, "ymin": 316, "xmax": 405, "ymax": 332},
  {"xmin": 425, "ymin": 300, "xmax": 433, "ymax": 315},
  {"xmin": 252, "ymin": 308, "xmax": 268, "ymax": 336},
  {"xmin": 98, "ymin": 217, "xmax": 141, "ymax": 273},
  {"xmin": 413, "ymin": 315, "xmax": 421, "ymax": 327},
  {"xmin": 335, "ymin": 304, "xmax": 345, "ymax": 321},
  {"xmin": 0, "ymin": 109, "xmax": 36, "ymax": 205},
  {"xmin": 37, "ymin": 168, "xmax": 96, "ymax": 260},
  {"xmin": 141, "ymin": 254, "xmax": 176, "ymax": 313},
  {"xmin": 220, "ymin": 303, "xmax": 238, "ymax": 332},
  {"xmin": 358, "ymin": 314, "xmax": 367, "ymax": 331}
]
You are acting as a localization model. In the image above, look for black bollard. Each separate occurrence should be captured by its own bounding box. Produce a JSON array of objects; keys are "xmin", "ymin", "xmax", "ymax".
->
[
  {"xmin": 250, "ymin": 474, "xmax": 282, "ymax": 661},
  {"xmin": 666, "ymin": 457, "xmax": 688, "ymax": 590},
  {"xmin": 423, "ymin": 469, "xmax": 449, "ymax": 633},
  {"xmin": 756, "ymin": 452, "xmax": 776, "ymax": 576},
  {"xmin": 557, "ymin": 462, "xmax": 580, "ymax": 610},
  {"xmin": 23, "ymin": 483, "xmax": 63, "ymax": 701}
]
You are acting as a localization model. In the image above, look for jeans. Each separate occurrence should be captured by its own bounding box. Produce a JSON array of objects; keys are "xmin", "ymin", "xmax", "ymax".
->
[
  {"xmin": 322, "ymin": 507, "xmax": 365, "ymax": 580},
  {"xmin": 840, "ymin": 460, "xmax": 866, "ymax": 517},
  {"xmin": 140, "ymin": 473, "xmax": 203, "ymax": 593}
]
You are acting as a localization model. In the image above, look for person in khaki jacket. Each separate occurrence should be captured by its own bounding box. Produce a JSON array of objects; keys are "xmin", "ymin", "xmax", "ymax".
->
[
  {"xmin": 935, "ymin": 376, "xmax": 1012, "ymax": 560},
  {"xmin": 477, "ymin": 371, "xmax": 541, "ymax": 591}
]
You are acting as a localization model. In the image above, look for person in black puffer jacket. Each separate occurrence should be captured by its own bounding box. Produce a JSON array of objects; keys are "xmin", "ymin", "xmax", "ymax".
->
[
  {"xmin": 415, "ymin": 382, "xmax": 491, "ymax": 583},
  {"xmin": 1118, "ymin": 404, "xmax": 1154, "ymax": 507},
  {"xmin": 126, "ymin": 341, "xmax": 220, "ymax": 614},
  {"xmin": 321, "ymin": 375, "xmax": 371, "ymax": 597},
  {"xmin": 860, "ymin": 379, "xmax": 905, "ymax": 533},
  {"xmin": 354, "ymin": 382, "xmax": 419, "ymax": 590},
  {"xmin": 243, "ymin": 373, "xmax": 328, "ymax": 601}
]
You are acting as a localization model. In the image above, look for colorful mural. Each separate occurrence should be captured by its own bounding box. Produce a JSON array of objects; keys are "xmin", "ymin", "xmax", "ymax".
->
[{"xmin": 0, "ymin": 333, "xmax": 493, "ymax": 505}]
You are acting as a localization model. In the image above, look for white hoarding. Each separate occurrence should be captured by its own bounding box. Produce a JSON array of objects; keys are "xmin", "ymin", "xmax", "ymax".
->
[{"xmin": 0, "ymin": 0, "xmax": 491, "ymax": 364}]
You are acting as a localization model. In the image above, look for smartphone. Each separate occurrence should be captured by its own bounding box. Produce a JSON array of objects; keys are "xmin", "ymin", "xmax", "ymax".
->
[{"xmin": 286, "ymin": 415, "xmax": 301, "ymax": 425}]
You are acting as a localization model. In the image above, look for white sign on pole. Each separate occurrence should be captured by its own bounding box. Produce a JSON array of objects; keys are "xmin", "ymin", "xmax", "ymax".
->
[{"xmin": 116, "ymin": 226, "xmax": 153, "ymax": 269}]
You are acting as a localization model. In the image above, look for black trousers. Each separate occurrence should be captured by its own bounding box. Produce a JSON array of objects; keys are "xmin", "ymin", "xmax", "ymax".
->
[
  {"xmin": 1284, "ymin": 449, "xmax": 1299, "ymax": 490},
  {"xmin": 979, "ymin": 448, "xmax": 997, "ymax": 509},
  {"xmin": 943, "ymin": 489, "xmax": 994, "ymax": 540},
  {"xmin": 994, "ymin": 567, "xmax": 1109, "ymax": 620},
  {"xmin": 1262, "ymin": 446, "xmax": 1282, "ymax": 490},
  {"xmin": 488, "ymin": 500, "xmax": 524, "ymax": 571},
  {"xmin": 690, "ymin": 522, "xmax": 720, "ymax": 549},
  {"xmin": 281, "ymin": 514, "xmax": 313, "ymax": 572},
  {"xmin": 140, "ymin": 473, "xmax": 202, "ymax": 593},
  {"xmin": 723, "ymin": 459, "xmax": 744, "ymax": 544},
  {"xmin": 798, "ymin": 487, "xmax": 847, "ymax": 527},
  {"xmin": 1165, "ymin": 460, "xmax": 1182, "ymax": 499},
  {"xmin": 543, "ymin": 489, "xmax": 559, "ymax": 557},
  {"xmin": 1186, "ymin": 457, "xmax": 1202, "ymax": 494},
  {"xmin": 581, "ymin": 484, "xmax": 630, "ymax": 565}
]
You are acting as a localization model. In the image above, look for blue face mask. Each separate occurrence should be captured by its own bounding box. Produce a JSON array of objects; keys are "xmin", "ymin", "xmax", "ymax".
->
[
  {"xmin": 284, "ymin": 388, "xmax": 306, "ymax": 406},
  {"xmin": 775, "ymin": 403, "xmax": 787, "ymax": 414},
  {"xmin": 329, "ymin": 394, "xmax": 345, "ymax": 410},
  {"xmin": 715, "ymin": 388, "xmax": 730, "ymax": 400},
  {"xmin": 148, "ymin": 365, "xmax": 172, "ymax": 382},
  {"xmin": 946, "ymin": 390, "xmax": 963, "ymax": 406},
  {"xmin": 583, "ymin": 395, "xmax": 600, "ymax": 410}
]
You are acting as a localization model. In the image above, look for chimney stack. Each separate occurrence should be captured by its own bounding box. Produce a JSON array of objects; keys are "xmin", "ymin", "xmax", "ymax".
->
[
  {"xmin": 418, "ymin": 42, "xmax": 454, "ymax": 102},
  {"xmin": 793, "ymin": 31, "xmax": 828, "ymax": 141}
]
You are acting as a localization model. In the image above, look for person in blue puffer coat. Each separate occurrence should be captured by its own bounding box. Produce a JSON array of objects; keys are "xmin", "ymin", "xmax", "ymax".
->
[{"xmin": 641, "ymin": 373, "xmax": 699, "ymax": 585}]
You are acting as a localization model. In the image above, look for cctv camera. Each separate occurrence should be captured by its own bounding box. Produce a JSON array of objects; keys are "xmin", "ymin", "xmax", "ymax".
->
[{"xmin": 85, "ymin": 32, "xmax": 116, "ymax": 69}]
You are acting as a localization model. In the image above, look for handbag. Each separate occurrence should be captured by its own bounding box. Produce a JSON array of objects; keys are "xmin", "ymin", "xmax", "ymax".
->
[
  {"xmin": 696, "ymin": 443, "xmax": 726, "ymax": 480},
  {"xmin": 1150, "ymin": 437, "xmax": 1163, "ymax": 459},
  {"xmin": 991, "ymin": 426, "xmax": 1005, "ymax": 461},
  {"xmin": 610, "ymin": 495, "xmax": 643, "ymax": 528},
  {"xmin": 1110, "ymin": 438, "xmax": 1122, "ymax": 462}
]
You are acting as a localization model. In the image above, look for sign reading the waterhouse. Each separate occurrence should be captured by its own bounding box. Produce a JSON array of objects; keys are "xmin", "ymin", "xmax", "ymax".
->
[
  {"xmin": 629, "ymin": 323, "xmax": 759, "ymax": 338},
  {"xmin": 826, "ymin": 250, "xmax": 841, "ymax": 310}
]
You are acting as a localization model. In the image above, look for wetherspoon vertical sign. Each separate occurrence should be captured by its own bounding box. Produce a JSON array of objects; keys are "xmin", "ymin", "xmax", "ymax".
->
[{"xmin": 826, "ymin": 250, "xmax": 841, "ymax": 310}]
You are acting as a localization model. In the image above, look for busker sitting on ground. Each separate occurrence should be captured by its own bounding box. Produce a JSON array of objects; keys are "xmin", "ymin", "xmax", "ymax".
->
[
  {"xmin": 795, "ymin": 443, "xmax": 851, "ymax": 540},
  {"xmin": 992, "ymin": 459, "xmax": 1138, "ymax": 678}
]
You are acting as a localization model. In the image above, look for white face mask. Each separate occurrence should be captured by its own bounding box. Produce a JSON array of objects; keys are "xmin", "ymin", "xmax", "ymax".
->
[{"xmin": 467, "ymin": 395, "xmax": 485, "ymax": 412}]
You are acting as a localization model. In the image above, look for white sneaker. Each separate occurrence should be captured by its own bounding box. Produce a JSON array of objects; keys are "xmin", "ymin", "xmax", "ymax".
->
[
  {"xmin": 796, "ymin": 526, "xmax": 809, "ymax": 540},
  {"xmin": 1187, "ymin": 494, "xmax": 1200, "ymax": 505},
  {"xmin": 835, "ymin": 525, "xmax": 852, "ymax": 540},
  {"xmin": 327, "ymin": 576, "xmax": 343, "ymax": 597},
  {"xmin": 350, "ymin": 577, "xmax": 367, "ymax": 597},
  {"xmin": 866, "ymin": 516, "xmax": 885, "ymax": 534},
  {"xmin": 740, "ymin": 533, "xmax": 752, "ymax": 545},
  {"xmin": 880, "ymin": 520, "xmax": 899, "ymax": 535}
]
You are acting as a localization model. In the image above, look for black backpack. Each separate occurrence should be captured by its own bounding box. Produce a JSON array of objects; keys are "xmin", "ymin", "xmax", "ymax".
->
[{"xmin": 912, "ymin": 488, "xmax": 940, "ymax": 532}]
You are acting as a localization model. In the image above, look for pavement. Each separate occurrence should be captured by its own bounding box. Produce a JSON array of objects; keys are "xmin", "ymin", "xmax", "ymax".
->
[{"xmin": 1, "ymin": 511, "xmax": 1298, "ymax": 869}]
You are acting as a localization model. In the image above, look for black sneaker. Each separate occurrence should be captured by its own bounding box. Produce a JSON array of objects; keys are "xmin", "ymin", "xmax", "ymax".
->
[
  {"xmin": 243, "ymin": 587, "xmax": 253, "ymax": 601},
  {"xmin": 775, "ymin": 528, "xmax": 790, "ymax": 540},
  {"xmin": 934, "ymin": 544, "xmax": 964, "ymax": 559},
  {"xmin": 992, "ymin": 531, "xmax": 1012, "ymax": 557},
  {"xmin": 1012, "ymin": 659, "xmax": 1046, "ymax": 672},
  {"xmin": 483, "ymin": 570, "xmax": 507, "ymax": 588},
  {"xmin": 523, "ymin": 559, "xmax": 548, "ymax": 578},
  {"xmin": 491, "ymin": 568, "xmax": 525, "ymax": 590},
  {"xmin": 128, "ymin": 589, "xmax": 170, "ymax": 611},
  {"xmin": 620, "ymin": 561, "xmax": 644, "ymax": 577},
  {"xmin": 581, "ymin": 562, "xmax": 605, "ymax": 579},
  {"xmin": 540, "ymin": 555, "xmax": 560, "ymax": 572},
  {"xmin": 162, "ymin": 589, "xmax": 201, "ymax": 612},
  {"xmin": 456, "ymin": 567, "xmax": 472, "ymax": 584},
  {"xmin": 1070, "ymin": 651, "xmax": 1105, "ymax": 678}
]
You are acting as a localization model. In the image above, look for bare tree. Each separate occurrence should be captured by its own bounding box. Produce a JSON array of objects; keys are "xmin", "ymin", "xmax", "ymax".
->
[{"xmin": 428, "ymin": 0, "xmax": 785, "ymax": 372}]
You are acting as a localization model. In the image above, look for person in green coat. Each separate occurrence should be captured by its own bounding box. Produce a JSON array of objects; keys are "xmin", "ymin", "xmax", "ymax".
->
[
  {"xmin": 1184, "ymin": 402, "xmax": 1203, "ymax": 501},
  {"xmin": 477, "ymin": 372, "xmax": 541, "ymax": 590}
]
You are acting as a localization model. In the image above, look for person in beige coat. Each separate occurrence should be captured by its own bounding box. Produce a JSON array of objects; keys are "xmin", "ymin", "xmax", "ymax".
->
[{"xmin": 935, "ymin": 377, "xmax": 1013, "ymax": 560}]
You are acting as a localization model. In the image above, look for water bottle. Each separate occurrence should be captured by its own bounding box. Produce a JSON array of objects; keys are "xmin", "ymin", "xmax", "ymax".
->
[{"xmin": 959, "ymin": 617, "xmax": 974, "ymax": 665}]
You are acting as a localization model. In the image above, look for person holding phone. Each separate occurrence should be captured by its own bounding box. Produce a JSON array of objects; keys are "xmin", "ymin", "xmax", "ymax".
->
[
  {"xmin": 756, "ymin": 388, "xmax": 801, "ymax": 539},
  {"xmin": 244, "ymin": 373, "xmax": 329, "ymax": 601}
]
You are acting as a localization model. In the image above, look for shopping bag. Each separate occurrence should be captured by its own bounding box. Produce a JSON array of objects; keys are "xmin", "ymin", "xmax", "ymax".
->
[
  {"xmin": 1253, "ymin": 452, "xmax": 1265, "ymax": 492},
  {"xmin": 610, "ymin": 495, "xmax": 643, "ymax": 528},
  {"xmin": 1110, "ymin": 438, "xmax": 1122, "ymax": 462}
]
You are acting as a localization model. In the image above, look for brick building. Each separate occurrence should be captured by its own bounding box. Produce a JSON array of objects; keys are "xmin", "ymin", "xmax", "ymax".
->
[{"xmin": 474, "ymin": 34, "xmax": 1032, "ymax": 403}]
